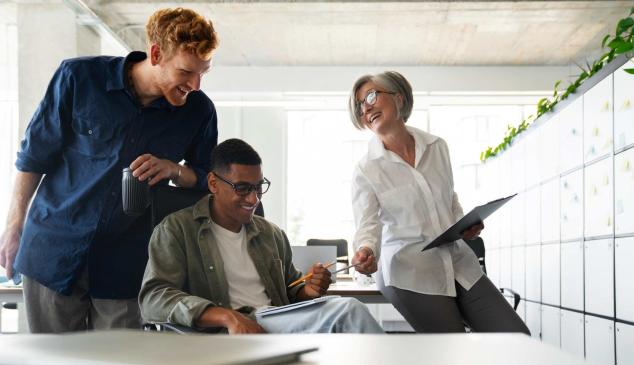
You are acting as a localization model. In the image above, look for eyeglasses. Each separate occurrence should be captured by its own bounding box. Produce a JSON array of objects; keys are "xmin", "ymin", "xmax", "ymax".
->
[
  {"xmin": 214, "ymin": 172, "xmax": 271, "ymax": 196},
  {"xmin": 355, "ymin": 89, "xmax": 396, "ymax": 117}
]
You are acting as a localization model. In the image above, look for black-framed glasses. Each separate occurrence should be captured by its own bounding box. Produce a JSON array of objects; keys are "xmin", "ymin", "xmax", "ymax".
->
[
  {"xmin": 214, "ymin": 172, "xmax": 271, "ymax": 196},
  {"xmin": 355, "ymin": 89, "xmax": 396, "ymax": 117}
]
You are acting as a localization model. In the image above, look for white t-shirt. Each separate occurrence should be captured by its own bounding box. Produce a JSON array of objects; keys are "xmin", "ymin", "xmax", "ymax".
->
[
  {"xmin": 352, "ymin": 126, "xmax": 483, "ymax": 297},
  {"xmin": 210, "ymin": 219, "xmax": 271, "ymax": 309}
]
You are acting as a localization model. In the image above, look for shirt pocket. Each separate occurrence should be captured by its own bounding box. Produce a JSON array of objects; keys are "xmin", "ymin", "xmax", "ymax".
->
[
  {"xmin": 69, "ymin": 116, "xmax": 116, "ymax": 159},
  {"xmin": 376, "ymin": 184, "xmax": 425, "ymax": 228}
]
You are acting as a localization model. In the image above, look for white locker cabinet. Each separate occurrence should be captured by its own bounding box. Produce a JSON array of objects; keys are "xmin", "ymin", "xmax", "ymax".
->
[
  {"xmin": 541, "ymin": 306, "xmax": 561, "ymax": 348},
  {"xmin": 500, "ymin": 247, "xmax": 512, "ymax": 289},
  {"xmin": 524, "ymin": 187, "xmax": 540, "ymax": 245},
  {"xmin": 583, "ymin": 75, "xmax": 613, "ymax": 163},
  {"xmin": 499, "ymin": 204, "xmax": 512, "ymax": 248},
  {"xmin": 540, "ymin": 179, "xmax": 560, "ymax": 243},
  {"xmin": 584, "ymin": 238, "xmax": 615, "ymax": 317},
  {"xmin": 560, "ymin": 169, "xmax": 584, "ymax": 241},
  {"xmin": 499, "ymin": 152, "xmax": 513, "ymax": 197},
  {"xmin": 585, "ymin": 315, "xmax": 615, "ymax": 365},
  {"xmin": 541, "ymin": 243, "xmax": 560, "ymax": 306},
  {"xmin": 516, "ymin": 300, "xmax": 526, "ymax": 323},
  {"xmin": 615, "ymin": 237, "xmax": 634, "ymax": 322},
  {"xmin": 525, "ymin": 130, "xmax": 541, "ymax": 188},
  {"xmin": 539, "ymin": 117, "xmax": 560, "ymax": 182},
  {"xmin": 558, "ymin": 98, "xmax": 584, "ymax": 174},
  {"xmin": 615, "ymin": 148, "xmax": 634, "ymax": 235},
  {"xmin": 614, "ymin": 60, "xmax": 634, "ymax": 151},
  {"xmin": 511, "ymin": 193, "xmax": 526, "ymax": 246},
  {"xmin": 560, "ymin": 310, "xmax": 585, "ymax": 358},
  {"xmin": 526, "ymin": 302, "xmax": 541, "ymax": 340},
  {"xmin": 511, "ymin": 246, "xmax": 526, "ymax": 297},
  {"xmin": 525, "ymin": 244, "xmax": 541, "ymax": 302},
  {"xmin": 510, "ymin": 140, "xmax": 527, "ymax": 193},
  {"xmin": 560, "ymin": 241, "xmax": 584, "ymax": 311},
  {"xmin": 616, "ymin": 322, "xmax": 634, "ymax": 365},
  {"xmin": 584, "ymin": 157, "xmax": 614, "ymax": 238},
  {"xmin": 481, "ymin": 213, "xmax": 501, "ymax": 249}
]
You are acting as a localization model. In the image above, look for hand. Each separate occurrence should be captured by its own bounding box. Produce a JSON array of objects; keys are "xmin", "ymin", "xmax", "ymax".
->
[
  {"xmin": 462, "ymin": 222, "xmax": 484, "ymax": 241},
  {"xmin": 301, "ymin": 263, "xmax": 332, "ymax": 298},
  {"xmin": 130, "ymin": 154, "xmax": 179, "ymax": 186},
  {"xmin": 352, "ymin": 247, "xmax": 377, "ymax": 275},
  {"xmin": 0, "ymin": 227, "xmax": 21, "ymax": 278},
  {"xmin": 226, "ymin": 311, "xmax": 266, "ymax": 334}
]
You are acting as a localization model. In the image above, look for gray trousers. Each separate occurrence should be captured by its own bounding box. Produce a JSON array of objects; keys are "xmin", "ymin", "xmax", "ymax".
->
[
  {"xmin": 22, "ymin": 270, "xmax": 140, "ymax": 333},
  {"xmin": 256, "ymin": 297, "xmax": 384, "ymax": 334},
  {"xmin": 377, "ymin": 273, "xmax": 530, "ymax": 334}
]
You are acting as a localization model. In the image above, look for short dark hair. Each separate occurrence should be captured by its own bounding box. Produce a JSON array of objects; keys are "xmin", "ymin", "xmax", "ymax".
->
[{"xmin": 210, "ymin": 138, "xmax": 262, "ymax": 174}]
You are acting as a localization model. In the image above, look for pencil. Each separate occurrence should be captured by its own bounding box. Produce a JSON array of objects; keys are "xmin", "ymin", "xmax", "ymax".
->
[{"xmin": 288, "ymin": 260, "xmax": 337, "ymax": 288}]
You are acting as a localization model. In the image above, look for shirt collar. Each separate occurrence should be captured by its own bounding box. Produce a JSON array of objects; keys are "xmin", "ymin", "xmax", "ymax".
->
[
  {"xmin": 106, "ymin": 51, "xmax": 176, "ymax": 111},
  {"xmin": 367, "ymin": 125, "xmax": 439, "ymax": 165},
  {"xmin": 192, "ymin": 195, "xmax": 261, "ymax": 238}
]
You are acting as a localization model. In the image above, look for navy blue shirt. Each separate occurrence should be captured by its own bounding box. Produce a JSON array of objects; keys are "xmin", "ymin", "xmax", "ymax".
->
[{"xmin": 14, "ymin": 52, "xmax": 218, "ymax": 298}]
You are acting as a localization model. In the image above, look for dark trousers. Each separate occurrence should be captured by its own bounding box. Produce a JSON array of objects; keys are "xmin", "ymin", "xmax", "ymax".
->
[{"xmin": 377, "ymin": 272, "xmax": 530, "ymax": 334}]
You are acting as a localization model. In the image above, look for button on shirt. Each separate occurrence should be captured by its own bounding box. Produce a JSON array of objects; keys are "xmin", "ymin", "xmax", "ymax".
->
[
  {"xmin": 14, "ymin": 52, "xmax": 218, "ymax": 298},
  {"xmin": 352, "ymin": 126, "xmax": 483, "ymax": 297}
]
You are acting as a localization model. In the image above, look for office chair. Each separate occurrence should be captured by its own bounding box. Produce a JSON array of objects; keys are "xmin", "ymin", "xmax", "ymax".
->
[
  {"xmin": 143, "ymin": 185, "xmax": 264, "ymax": 334},
  {"xmin": 306, "ymin": 239, "xmax": 349, "ymax": 273},
  {"xmin": 464, "ymin": 237, "xmax": 520, "ymax": 311}
]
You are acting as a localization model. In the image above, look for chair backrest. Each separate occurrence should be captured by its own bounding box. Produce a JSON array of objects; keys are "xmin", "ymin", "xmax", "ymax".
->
[
  {"xmin": 463, "ymin": 237, "xmax": 486, "ymax": 274},
  {"xmin": 150, "ymin": 185, "xmax": 265, "ymax": 227}
]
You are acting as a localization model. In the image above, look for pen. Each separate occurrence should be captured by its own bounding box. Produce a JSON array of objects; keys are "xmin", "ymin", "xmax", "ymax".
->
[{"xmin": 288, "ymin": 261, "xmax": 337, "ymax": 288}]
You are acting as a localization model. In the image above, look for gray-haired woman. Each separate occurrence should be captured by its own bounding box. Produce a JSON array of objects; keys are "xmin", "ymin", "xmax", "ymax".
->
[{"xmin": 349, "ymin": 71, "xmax": 529, "ymax": 334}]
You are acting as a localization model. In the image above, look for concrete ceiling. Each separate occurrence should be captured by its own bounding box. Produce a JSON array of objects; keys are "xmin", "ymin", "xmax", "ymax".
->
[{"xmin": 81, "ymin": 0, "xmax": 634, "ymax": 66}]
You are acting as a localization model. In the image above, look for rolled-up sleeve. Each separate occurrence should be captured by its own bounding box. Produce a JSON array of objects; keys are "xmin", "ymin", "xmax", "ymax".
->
[
  {"xmin": 351, "ymin": 165, "xmax": 382, "ymax": 258},
  {"xmin": 139, "ymin": 222, "xmax": 214, "ymax": 327},
  {"xmin": 184, "ymin": 102, "xmax": 218, "ymax": 190},
  {"xmin": 16, "ymin": 61, "xmax": 73, "ymax": 174}
]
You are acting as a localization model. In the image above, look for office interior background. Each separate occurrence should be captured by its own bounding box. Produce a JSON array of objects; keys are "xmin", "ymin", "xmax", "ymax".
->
[{"xmin": 1, "ymin": 0, "xmax": 633, "ymax": 364}]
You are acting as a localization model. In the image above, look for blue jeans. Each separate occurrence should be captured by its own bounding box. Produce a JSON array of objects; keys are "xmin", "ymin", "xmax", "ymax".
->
[{"xmin": 256, "ymin": 297, "xmax": 384, "ymax": 334}]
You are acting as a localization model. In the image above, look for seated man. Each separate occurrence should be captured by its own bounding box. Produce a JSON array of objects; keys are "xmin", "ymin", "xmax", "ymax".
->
[{"xmin": 139, "ymin": 138, "xmax": 383, "ymax": 334}]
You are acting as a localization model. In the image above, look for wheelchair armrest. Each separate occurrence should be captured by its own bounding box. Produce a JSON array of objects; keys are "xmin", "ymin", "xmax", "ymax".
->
[{"xmin": 499, "ymin": 287, "xmax": 521, "ymax": 311}]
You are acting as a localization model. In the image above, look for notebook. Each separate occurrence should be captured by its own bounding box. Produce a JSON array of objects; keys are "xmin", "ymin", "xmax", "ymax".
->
[{"xmin": 291, "ymin": 245, "xmax": 338, "ymax": 283}]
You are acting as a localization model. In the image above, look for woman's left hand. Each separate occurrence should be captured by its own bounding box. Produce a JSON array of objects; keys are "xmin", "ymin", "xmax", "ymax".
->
[{"xmin": 462, "ymin": 222, "xmax": 484, "ymax": 240}]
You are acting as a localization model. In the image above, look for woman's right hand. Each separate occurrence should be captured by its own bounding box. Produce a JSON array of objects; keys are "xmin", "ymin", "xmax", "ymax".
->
[{"xmin": 352, "ymin": 247, "xmax": 378, "ymax": 275}]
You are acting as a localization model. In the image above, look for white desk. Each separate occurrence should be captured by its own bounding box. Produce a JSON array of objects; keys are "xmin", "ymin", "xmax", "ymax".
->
[
  {"xmin": 2, "ymin": 330, "xmax": 588, "ymax": 365},
  {"xmin": 0, "ymin": 286, "xmax": 27, "ymax": 333},
  {"xmin": 327, "ymin": 278, "xmax": 387, "ymax": 303}
]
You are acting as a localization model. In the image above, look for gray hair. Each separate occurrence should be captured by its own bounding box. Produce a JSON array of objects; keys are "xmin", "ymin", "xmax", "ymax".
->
[{"xmin": 347, "ymin": 71, "xmax": 414, "ymax": 130}]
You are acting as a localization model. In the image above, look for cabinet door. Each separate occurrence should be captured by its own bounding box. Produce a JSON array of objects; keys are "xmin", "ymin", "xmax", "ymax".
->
[
  {"xmin": 511, "ymin": 246, "xmax": 525, "ymax": 297},
  {"xmin": 615, "ymin": 148, "xmax": 634, "ymax": 235},
  {"xmin": 615, "ymin": 237, "xmax": 634, "ymax": 322},
  {"xmin": 539, "ymin": 117, "xmax": 560, "ymax": 182},
  {"xmin": 559, "ymin": 99, "xmax": 584, "ymax": 173},
  {"xmin": 511, "ymin": 193, "xmax": 526, "ymax": 246},
  {"xmin": 541, "ymin": 243, "xmax": 560, "ymax": 306},
  {"xmin": 525, "ymin": 244, "xmax": 541, "ymax": 302},
  {"xmin": 499, "ymin": 203, "xmax": 512, "ymax": 248},
  {"xmin": 541, "ymin": 305, "xmax": 560, "ymax": 348},
  {"xmin": 584, "ymin": 157, "xmax": 614, "ymax": 238},
  {"xmin": 560, "ymin": 170, "xmax": 584, "ymax": 241},
  {"xmin": 584, "ymin": 76, "xmax": 613, "ymax": 163},
  {"xmin": 614, "ymin": 59, "xmax": 634, "ymax": 151},
  {"xmin": 511, "ymin": 139, "xmax": 527, "ymax": 192},
  {"xmin": 585, "ymin": 239, "xmax": 614, "ymax": 317},
  {"xmin": 524, "ymin": 188, "xmax": 540, "ymax": 245},
  {"xmin": 526, "ymin": 302, "xmax": 541, "ymax": 340},
  {"xmin": 500, "ymin": 247, "xmax": 512, "ymax": 289},
  {"xmin": 560, "ymin": 310, "xmax": 584, "ymax": 358},
  {"xmin": 585, "ymin": 315, "xmax": 615, "ymax": 365},
  {"xmin": 525, "ymin": 131, "xmax": 541, "ymax": 188},
  {"xmin": 560, "ymin": 241, "xmax": 584, "ymax": 311},
  {"xmin": 616, "ymin": 322, "xmax": 634, "ymax": 365},
  {"xmin": 541, "ymin": 179, "xmax": 560, "ymax": 243}
]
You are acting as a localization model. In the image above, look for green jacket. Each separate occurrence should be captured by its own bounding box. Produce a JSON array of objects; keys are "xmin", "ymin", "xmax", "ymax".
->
[{"xmin": 139, "ymin": 195, "xmax": 305, "ymax": 327}]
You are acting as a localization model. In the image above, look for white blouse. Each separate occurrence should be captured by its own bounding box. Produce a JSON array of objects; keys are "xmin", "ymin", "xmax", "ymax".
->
[{"xmin": 352, "ymin": 126, "xmax": 483, "ymax": 297}]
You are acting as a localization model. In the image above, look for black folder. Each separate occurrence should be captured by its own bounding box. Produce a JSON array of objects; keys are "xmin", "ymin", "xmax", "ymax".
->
[{"xmin": 421, "ymin": 194, "xmax": 517, "ymax": 252}]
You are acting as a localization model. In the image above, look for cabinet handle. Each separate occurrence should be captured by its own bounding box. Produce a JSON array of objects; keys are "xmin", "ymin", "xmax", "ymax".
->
[
  {"xmin": 603, "ymin": 175, "xmax": 609, "ymax": 185},
  {"xmin": 592, "ymin": 127, "xmax": 600, "ymax": 137},
  {"xmin": 603, "ymin": 101, "xmax": 610, "ymax": 110},
  {"xmin": 624, "ymin": 99, "xmax": 631, "ymax": 109},
  {"xmin": 623, "ymin": 160, "xmax": 631, "ymax": 171}
]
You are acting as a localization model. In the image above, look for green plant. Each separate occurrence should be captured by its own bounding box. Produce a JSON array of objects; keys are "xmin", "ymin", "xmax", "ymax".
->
[{"xmin": 480, "ymin": 6, "xmax": 634, "ymax": 162}]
